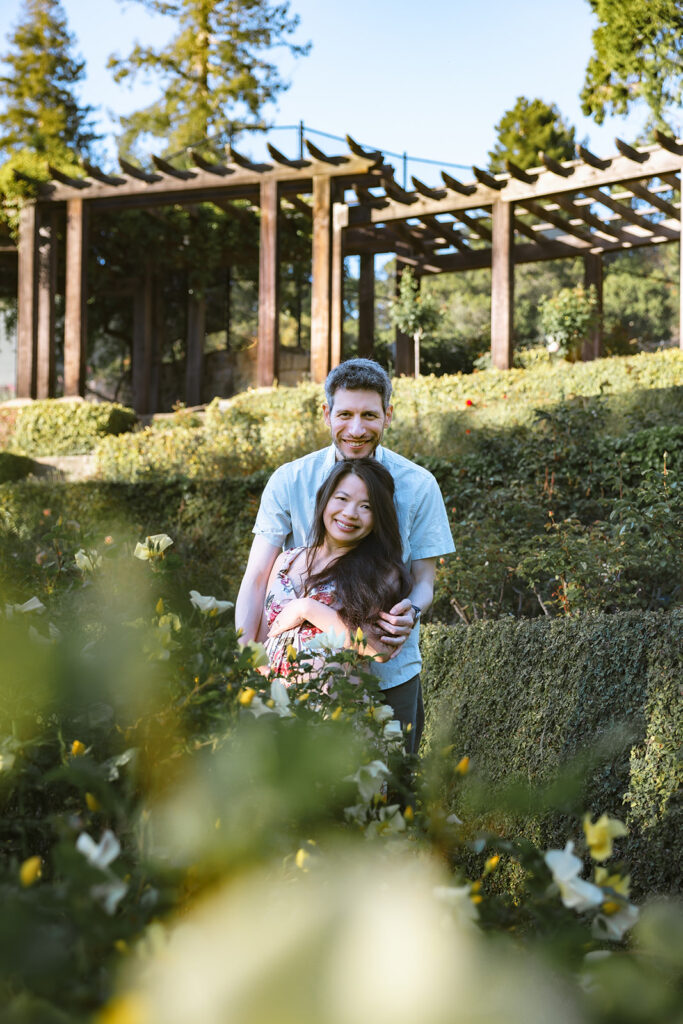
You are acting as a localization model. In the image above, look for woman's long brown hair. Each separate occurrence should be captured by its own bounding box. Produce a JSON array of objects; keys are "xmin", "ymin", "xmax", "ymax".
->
[{"xmin": 304, "ymin": 458, "xmax": 411, "ymax": 630}]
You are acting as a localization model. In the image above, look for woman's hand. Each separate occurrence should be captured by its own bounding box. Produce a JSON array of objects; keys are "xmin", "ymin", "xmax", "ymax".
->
[{"xmin": 267, "ymin": 598, "xmax": 312, "ymax": 638}]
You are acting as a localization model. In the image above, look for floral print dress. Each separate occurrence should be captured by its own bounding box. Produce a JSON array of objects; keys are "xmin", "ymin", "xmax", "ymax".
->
[{"xmin": 263, "ymin": 547, "xmax": 337, "ymax": 677}]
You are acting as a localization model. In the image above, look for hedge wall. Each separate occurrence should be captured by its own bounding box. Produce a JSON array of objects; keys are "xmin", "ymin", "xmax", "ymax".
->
[
  {"xmin": 420, "ymin": 610, "xmax": 682, "ymax": 897},
  {"xmin": 6, "ymin": 399, "xmax": 137, "ymax": 456}
]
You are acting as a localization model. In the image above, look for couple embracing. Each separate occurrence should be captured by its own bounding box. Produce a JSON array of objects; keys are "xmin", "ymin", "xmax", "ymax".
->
[{"xmin": 236, "ymin": 359, "xmax": 454, "ymax": 753}]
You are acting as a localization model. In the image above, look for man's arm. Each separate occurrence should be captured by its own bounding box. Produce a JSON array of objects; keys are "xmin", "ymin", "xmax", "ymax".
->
[
  {"xmin": 376, "ymin": 556, "xmax": 437, "ymax": 652},
  {"xmin": 235, "ymin": 535, "xmax": 282, "ymax": 644}
]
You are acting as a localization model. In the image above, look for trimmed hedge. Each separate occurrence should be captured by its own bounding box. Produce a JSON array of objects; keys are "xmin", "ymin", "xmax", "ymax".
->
[
  {"xmin": 0, "ymin": 451, "xmax": 34, "ymax": 484},
  {"xmin": 7, "ymin": 399, "xmax": 137, "ymax": 456},
  {"xmin": 420, "ymin": 610, "xmax": 682, "ymax": 897}
]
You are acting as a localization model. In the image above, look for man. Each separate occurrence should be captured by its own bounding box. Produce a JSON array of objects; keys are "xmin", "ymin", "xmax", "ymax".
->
[{"xmin": 235, "ymin": 358, "xmax": 454, "ymax": 752}]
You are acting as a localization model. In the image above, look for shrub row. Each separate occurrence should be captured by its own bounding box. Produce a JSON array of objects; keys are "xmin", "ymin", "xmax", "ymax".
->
[
  {"xmin": 420, "ymin": 609, "xmax": 682, "ymax": 897},
  {"xmin": 94, "ymin": 350, "xmax": 682, "ymax": 482},
  {"xmin": 4, "ymin": 399, "xmax": 137, "ymax": 456}
]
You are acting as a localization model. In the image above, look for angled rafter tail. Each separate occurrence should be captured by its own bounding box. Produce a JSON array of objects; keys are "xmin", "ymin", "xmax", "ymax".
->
[
  {"xmin": 81, "ymin": 161, "xmax": 125, "ymax": 185},
  {"xmin": 441, "ymin": 170, "xmax": 476, "ymax": 195},
  {"xmin": 151, "ymin": 155, "xmax": 196, "ymax": 179},
  {"xmin": 188, "ymin": 149, "xmax": 231, "ymax": 175},
  {"xmin": 654, "ymin": 129, "xmax": 683, "ymax": 155},
  {"xmin": 614, "ymin": 138, "xmax": 649, "ymax": 163},
  {"xmin": 505, "ymin": 159, "xmax": 538, "ymax": 184},
  {"xmin": 119, "ymin": 157, "xmax": 161, "ymax": 182},
  {"xmin": 540, "ymin": 152, "xmax": 575, "ymax": 177},
  {"xmin": 577, "ymin": 145, "xmax": 611, "ymax": 170},
  {"xmin": 345, "ymin": 134, "xmax": 383, "ymax": 162},
  {"xmin": 411, "ymin": 176, "xmax": 447, "ymax": 200},
  {"xmin": 472, "ymin": 165, "xmax": 506, "ymax": 190},
  {"xmin": 305, "ymin": 139, "xmax": 348, "ymax": 165},
  {"xmin": 47, "ymin": 164, "xmax": 89, "ymax": 189}
]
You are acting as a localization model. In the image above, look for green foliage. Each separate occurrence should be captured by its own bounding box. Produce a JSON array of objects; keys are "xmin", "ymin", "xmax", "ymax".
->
[
  {"xmin": 488, "ymin": 95, "xmax": 577, "ymax": 172},
  {"xmin": 0, "ymin": 513, "xmax": 680, "ymax": 1021},
  {"xmin": 7, "ymin": 400, "xmax": 137, "ymax": 456},
  {"xmin": 0, "ymin": 0, "xmax": 98, "ymax": 162},
  {"xmin": 602, "ymin": 246, "xmax": 679, "ymax": 352},
  {"xmin": 108, "ymin": 0, "xmax": 310, "ymax": 161},
  {"xmin": 581, "ymin": 0, "xmax": 683, "ymax": 129},
  {"xmin": 420, "ymin": 609, "xmax": 682, "ymax": 897},
  {"xmin": 0, "ymin": 452, "xmax": 33, "ymax": 483},
  {"xmin": 389, "ymin": 267, "xmax": 441, "ymax": 340},
  {"xmin": 539, "ymin": 285, "xmax": 598, "ymax": 360}
]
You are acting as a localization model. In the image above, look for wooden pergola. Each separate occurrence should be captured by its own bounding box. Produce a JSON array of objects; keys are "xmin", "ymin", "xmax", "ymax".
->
[{"xmin": 9, "ymin": 130, "xmax": 683, "ymax": 410}]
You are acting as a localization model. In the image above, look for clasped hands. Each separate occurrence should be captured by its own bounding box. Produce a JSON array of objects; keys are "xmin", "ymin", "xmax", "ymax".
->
[{"xmin": 268, "ymin": 596, "xmax": 417, "ymax": 660}]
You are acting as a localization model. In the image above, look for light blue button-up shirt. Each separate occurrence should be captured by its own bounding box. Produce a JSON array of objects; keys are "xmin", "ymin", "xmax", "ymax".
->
[{"xmin": 253, "ymin": 444, "xmax": 455, "ymax": 690}]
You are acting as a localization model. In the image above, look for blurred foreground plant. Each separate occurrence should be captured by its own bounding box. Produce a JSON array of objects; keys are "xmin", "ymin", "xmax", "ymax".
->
[{"xmin": 0, "ymin": 526, "xmax": 680, "ymax": 1023}]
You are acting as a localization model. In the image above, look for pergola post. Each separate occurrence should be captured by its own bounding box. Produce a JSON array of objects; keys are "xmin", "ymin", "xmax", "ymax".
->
[
  {"xmin": 132, "ymin": 263, "xmax": 154, "ymax": 414},
  {"xmin": 330, "ymin": 202, "xmax": 347, "ymax": 368},
  {"xmin": 358, "ymin": 253, "xmax": 375, "ymax": 358},
  {"xmin": 394, "ymin": 262, "xmax": 414, "ymax": 376},
  {"xmin": 186, "ymin": 290, "xmax": 205, "ymax": 406},
  {"xmin": 491, "ymin": 200, "xmax": 514, "ymax": 369},
  {"xmin": 680, "ymin": 190, "xmax": 683, "ymax": 350},
  {"xmin": 64, "ymin": 198, "xmax": 88, "ymax": 396},
  {"xmin": 36, "ymin": 208, "xmax": 57, "ymax": 398},
  {"xmin": 311, "ymin": 175, "xmax": 332, "ymax": 382},
  {"xmin": 16, "ymin": 203, "xmax": 38, "ymax": 398},
  {"xmin": 583, "ymin": 253, "xmax": 603, "ymax": 360},
  {"xmin": 257, "ymin": 178, "xmax": 279, "ymax": 386}
]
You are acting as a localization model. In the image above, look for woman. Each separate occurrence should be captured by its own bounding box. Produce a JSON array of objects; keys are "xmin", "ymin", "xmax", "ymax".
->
[{"xmin": 261, "ymin": 458, "xmax": 411, "ymax": 677}]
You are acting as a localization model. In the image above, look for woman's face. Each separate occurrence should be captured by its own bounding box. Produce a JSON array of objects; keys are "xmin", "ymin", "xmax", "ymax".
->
[{"xmin": 322, "ymin": 472, "xmax": 374, "ymax": 548}]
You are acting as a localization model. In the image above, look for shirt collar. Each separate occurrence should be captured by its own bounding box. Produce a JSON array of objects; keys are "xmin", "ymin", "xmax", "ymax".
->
[{"xmin": 325, "ymin": 443, "xmax": 386, "ymax": 468}]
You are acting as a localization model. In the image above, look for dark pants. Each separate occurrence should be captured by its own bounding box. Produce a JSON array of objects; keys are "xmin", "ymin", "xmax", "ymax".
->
[{"xmin": 383, "ymin": 674, "xmax": 424, "ymax": 754}]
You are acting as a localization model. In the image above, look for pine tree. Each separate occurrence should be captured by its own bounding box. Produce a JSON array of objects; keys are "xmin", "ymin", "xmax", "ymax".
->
[
  {"xmin": 0, "ymin": 0, "xmax": 99, "ymax": 165},
  {"xmin": 108, "ymin": 0, "xmax": 310, "ymax": 161},
  {"xmin": 581, "ymin": 0, "xmax": 683, "ymax": 131},
  {"xmin": 488, "ymin": 97, "xmax": 577, "ymax": 173}
]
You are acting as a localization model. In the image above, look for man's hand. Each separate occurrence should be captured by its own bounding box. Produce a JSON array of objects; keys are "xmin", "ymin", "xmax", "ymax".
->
[{"xmin": 376, "ymin": 597, "xmax": 416, "ymax": 659}]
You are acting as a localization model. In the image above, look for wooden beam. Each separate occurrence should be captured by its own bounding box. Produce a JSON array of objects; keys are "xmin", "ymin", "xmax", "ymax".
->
[
  {"xmin": 367, "ymin": 147, "xmax": 683, "ymax": 225},
  {"xmin": 330, "ymin": 203, "xmax": 346, "ymax": 368},
  {"xmin": 628, "ymin": 181, "xmax": 680, "ymax": 219},
  {"xmin": 311, "ymin": 175, "xmax": 332, "ymax": 383},
  {"xmin": 491, "ymin": 200, "xmax": 514, "ymax": 370},
  {"xmin": 583, "ymin": 253, "xmax": 603, "ymax": 361},
  {"xmin": 452, "ymin": 210, "xmax": 492, "ymax": 241},
  {"xmin": 132, "ymin": 263, "xmax": 154, "ymax": 414},
  {"xmin": 64, "ymin": 198, "xmax": 88, "ymax": 396},
  {"xmin": 680, "ymin": 194, "xmax": 683, "ymax": 351},
  {"xmin": 16, "ymin": 203, "xmax": 38, "ymax": 398},
  {"xmin": 584, "ymin": 187, "xmax": 679, "ymax": 239},
  {"xmin": 520, "ymin": 198, "xmax": 596, "ymax": 246},
  {"xmin": 421, "ymin": 214, "xmax": 471, "ymax": 252},
  {"xmin": 358, "ymin": 252, "xmax": 375, "ymax": 358},
  {"xmin": 257, "ymin": 178, "xmax": 279, "ymax": 387},
  {"xmin": 186, "ymin": 290, "xmax": 205, "ymax": 406},
  {"xmin": 35, "ymin": 208, "xmax": 57, "ymax": 398},
  {"xmin": 552, "ymin": 194, "xmax": 641, "ymax": 243}
]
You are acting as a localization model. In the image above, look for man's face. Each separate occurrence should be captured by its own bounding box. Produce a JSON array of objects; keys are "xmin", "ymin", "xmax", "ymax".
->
[{"xmin": 323, "ymin": 387, "xmax": 393, "ymax": 460}]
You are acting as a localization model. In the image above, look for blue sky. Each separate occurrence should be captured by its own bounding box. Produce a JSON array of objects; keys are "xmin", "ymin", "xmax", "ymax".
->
[{"xmin": 2, "ymin": 0, "xmax": 649, "ymax": 179}]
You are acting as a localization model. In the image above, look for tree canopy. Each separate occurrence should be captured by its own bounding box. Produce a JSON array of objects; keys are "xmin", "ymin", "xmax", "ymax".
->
[
  {"xmin": 108, "ymin": 0, "xmax": 310, "ymax": 161},
  {"xmin": 488, "ymin": 96, "xmax": 577, "ymax": 172},
  {"xmin": 581, "ymin": 0, "xmax": 683, "ymax": 129},
  {"xmin": 0, "ymin": 0, "xmax": 99, "ymax": 164}
]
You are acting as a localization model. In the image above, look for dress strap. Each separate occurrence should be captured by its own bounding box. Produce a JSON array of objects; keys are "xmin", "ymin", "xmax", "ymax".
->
[{"xmin": 280, "ymin": 546, "xmax": 307, "ymax": 575}]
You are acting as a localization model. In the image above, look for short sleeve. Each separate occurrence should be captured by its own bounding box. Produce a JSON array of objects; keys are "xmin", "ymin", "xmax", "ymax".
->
[
  {"xmin": 253, "ymin": 466, "xmax": 292, "ymax": 547},
  {"xmin": 408, "ymin": 473, "xmax": 455, "ymax": 561}
]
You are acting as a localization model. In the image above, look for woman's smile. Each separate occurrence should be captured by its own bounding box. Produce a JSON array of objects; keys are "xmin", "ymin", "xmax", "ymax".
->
[{"xmin": 323, "ymin": 474, "xmax": 374, "ymax": 547}]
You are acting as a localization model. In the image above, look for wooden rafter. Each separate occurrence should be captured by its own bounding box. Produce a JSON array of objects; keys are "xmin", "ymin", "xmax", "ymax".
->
[{"xmin": 584, "ymin": 187, "xmax": 679, "ymax": 239}]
